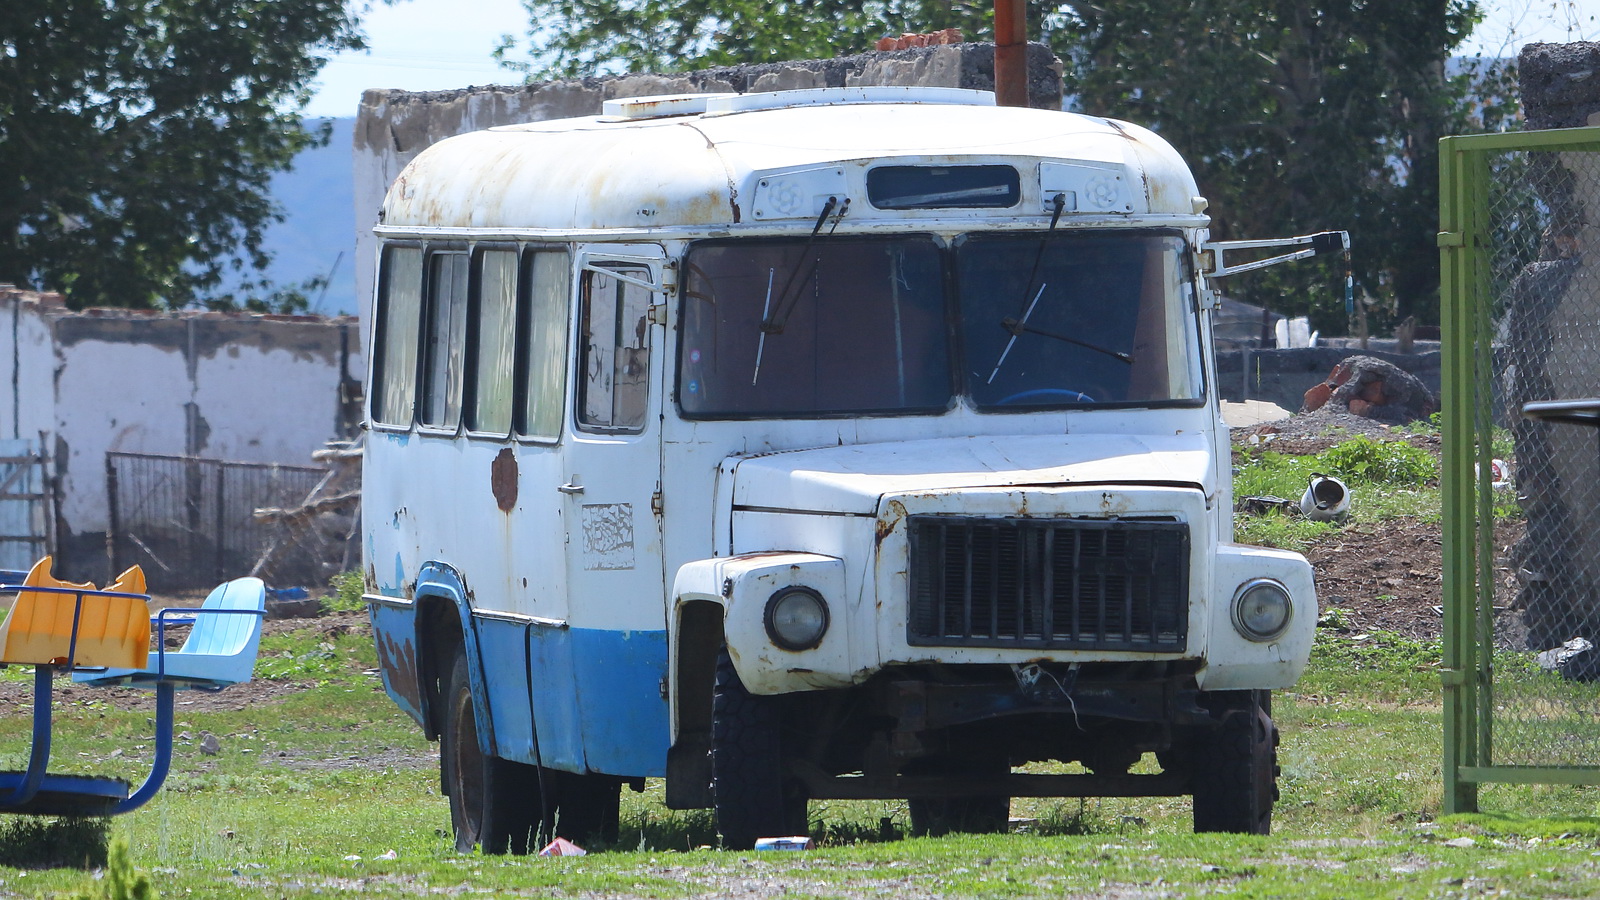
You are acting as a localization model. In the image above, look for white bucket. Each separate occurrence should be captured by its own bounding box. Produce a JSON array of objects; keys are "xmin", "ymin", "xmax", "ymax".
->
[{"xmin": 1300, "ymin": 473, "xmax": 1350, "ymax": 521}]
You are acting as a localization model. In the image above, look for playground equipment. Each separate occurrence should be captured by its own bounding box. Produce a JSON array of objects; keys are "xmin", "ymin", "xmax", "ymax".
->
[{"xmin": 0, "ymin": 557, "xmax": 266, "ymax": 816}]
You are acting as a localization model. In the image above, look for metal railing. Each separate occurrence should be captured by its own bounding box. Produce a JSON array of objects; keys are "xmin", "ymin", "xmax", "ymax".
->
[{"xmin": 105, "ymin": 452, "xmax": 326, "ymax": 591}]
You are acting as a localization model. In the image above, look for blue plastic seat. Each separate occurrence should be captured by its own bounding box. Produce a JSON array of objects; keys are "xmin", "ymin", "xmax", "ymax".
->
[{"xmin": 74, "ymin": 577, "xmax": 266, "ymax": 690}]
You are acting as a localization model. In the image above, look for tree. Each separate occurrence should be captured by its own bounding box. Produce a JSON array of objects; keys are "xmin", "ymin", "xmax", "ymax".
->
[
  {"xmin": 0, "ymin": 1, "xmax": 363, "ymax": 309},
  {"xmin": 497, "ymin": 1, "xmax": 999, "ymax": 77},
  {"xmin": 500, "ymin": 0, "xmax": 1513, "ymax": 332},
  {"xmin": 1058, "ymin": 1, "xmax": 1514, "ymax": 331}
]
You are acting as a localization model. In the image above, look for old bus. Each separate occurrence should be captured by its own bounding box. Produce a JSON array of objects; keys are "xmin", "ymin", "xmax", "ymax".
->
[{"xmin": 363, "ymin": 87, "xmax": 1318, "ymax": 852}]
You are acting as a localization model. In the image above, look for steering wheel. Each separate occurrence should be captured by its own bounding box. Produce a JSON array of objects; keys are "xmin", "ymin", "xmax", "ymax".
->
[{"xmin": 996, "ymin": 387, "xmax": 1096, "ymax": 405}]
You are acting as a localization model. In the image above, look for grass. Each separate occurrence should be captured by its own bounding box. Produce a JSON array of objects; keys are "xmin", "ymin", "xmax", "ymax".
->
[
  {"xmin": 4, "ymin": 619, "xmax": 1600, "ymax": 898},
  {"xmin": 1233, "ymin": 433, "xmax": 1459, "ymax": 551}
]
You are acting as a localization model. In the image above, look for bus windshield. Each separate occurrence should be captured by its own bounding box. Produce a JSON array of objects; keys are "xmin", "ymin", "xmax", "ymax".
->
[{"xmin": 677, "ymin": 232, "xmax": 1201, "ymax": 418}]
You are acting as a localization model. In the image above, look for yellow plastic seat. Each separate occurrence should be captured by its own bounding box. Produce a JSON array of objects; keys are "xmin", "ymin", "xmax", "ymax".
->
[{"xmin": 0, "ymin": 557, "xmax": 150, "ymax": 669}]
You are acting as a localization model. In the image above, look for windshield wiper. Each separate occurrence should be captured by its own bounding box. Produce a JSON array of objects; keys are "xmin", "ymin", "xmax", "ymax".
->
[
  {"xmin": 984, "ymin": 193, "xmax": 1135, "ymax": 382},
  {"xmin": 998, "ymin": 316, "xmax": 1134, "ymax": 365},
  {"xmin": 752, "ymin": 196, "xmax": 849, "ymax": 385},
  {"xmin": 761, "ymin": 196, "xmax": 848, "ymax": 336},
  {"xmin": 986, "ymin": 193, "xmax": 1064, "ymax": 384}
]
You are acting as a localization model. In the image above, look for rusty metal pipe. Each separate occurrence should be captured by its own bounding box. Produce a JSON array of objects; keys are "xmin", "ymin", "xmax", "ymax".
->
[{"xmin": 993, "ymin": 0, "xmax": 1028, "ymax": 108}]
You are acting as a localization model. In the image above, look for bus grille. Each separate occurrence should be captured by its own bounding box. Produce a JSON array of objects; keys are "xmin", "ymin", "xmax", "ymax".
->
[{"xmin": 907, "ymin": 516, "xmax": 1189, "ymax": 652}]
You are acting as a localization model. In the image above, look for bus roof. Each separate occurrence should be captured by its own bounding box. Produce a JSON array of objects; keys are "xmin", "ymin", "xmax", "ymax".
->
[{"xmin": 378, "ymin": 87, "xmax": 1204, "ymax": 236}]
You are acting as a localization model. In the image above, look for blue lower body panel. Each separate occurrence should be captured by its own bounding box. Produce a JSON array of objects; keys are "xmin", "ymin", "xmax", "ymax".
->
[
  {"xmin": 569, "ymin": 627, "xmax": 670, "ymax": 776},
  {"xmin": 478, "ymin": 619, "xmax": 670, "ymax": 777},
  {"xmin": 369, "ymin": 602, "xmax": 425, "ymax": 729},
  {"xmin": 371, "ymin": 601, "xmax": 668, "ymax": 778}
]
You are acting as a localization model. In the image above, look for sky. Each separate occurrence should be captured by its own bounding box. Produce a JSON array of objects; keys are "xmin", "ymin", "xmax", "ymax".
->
[
  {"xmin": 304, "ymin": 0, "xmax": 529, "ymax": 118},
  {"xmin": 303, "ymin": 0, "xmax": 1600, "ymax": 120}
]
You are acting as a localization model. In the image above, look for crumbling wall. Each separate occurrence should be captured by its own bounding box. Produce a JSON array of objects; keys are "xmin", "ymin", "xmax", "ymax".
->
[
  {"xmin": 0, "ymin": 290, "xmax": 364, "ymax": 581},
  {"xmin": 1505, "ymin": 42, "xmax": 1600, "ymax": 650},
  {"xmin": 353, "ymin": 43, "xmax": 1064, "ymax": 317}
]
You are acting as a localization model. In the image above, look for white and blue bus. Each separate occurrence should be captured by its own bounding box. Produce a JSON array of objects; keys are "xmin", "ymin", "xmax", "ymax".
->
[{"xmin": 362, "ymin": 87, "xmax": 1319, "ymax": 852}]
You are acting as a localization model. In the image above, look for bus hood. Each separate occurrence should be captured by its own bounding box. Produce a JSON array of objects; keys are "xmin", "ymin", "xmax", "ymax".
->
[{"xmin": 728, "ymin": 432, "xmax": 1216, "ymax": 515}]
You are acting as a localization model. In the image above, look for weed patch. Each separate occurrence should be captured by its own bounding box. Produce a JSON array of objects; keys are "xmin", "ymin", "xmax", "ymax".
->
[{"xmin": 1235, "ymin": 435, "xmax": 1451, "ymax": 551}]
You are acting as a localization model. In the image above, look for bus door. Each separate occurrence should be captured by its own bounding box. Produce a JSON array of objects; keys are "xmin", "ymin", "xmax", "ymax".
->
[{"xmin": 556, "ymin": 245, "xmax": 672, "ymax": 774}]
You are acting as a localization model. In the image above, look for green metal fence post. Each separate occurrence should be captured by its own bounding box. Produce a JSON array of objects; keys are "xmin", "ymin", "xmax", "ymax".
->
[{"xmin": 1439, "ymin": 133, "xmax": 1480, "ymax": 814}]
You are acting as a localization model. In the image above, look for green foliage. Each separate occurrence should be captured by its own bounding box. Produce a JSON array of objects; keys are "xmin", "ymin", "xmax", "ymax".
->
[
  {"xmin": 1237, "ymin": 436, "xmax": 1438, "ymax": 502},
  {"xmin": 498, "ymin": 1, "xmax": 999, "ymax": 78},
  {"xmin": 65, "ymin": 838, "xmax": 155, "ymax": 900},
  {"xmin": 1234, "ymin": 435, "xmax": 1443, "ymax": 550},
  {"xmin": 325, "ymin": 570, "xmax": 365, "ymax": 613},
  {"xmin": 1317, "ymin": 435, "xmax": 1437, "ymax": 485},
  {"xmin": 252, "ymin": 621, "xmax": 377, "ymax": 681},
  {"xmin": 0, "ymin": 2, "xmax": 364, "ymax": 309}
]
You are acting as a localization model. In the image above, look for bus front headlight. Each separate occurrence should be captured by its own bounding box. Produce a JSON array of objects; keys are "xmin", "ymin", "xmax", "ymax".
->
[
  {"xmin": 1231, "ymin": 578, "xmax": 1293, "ymax": 642},
  {"xmin": 764, "ymin": 587, "xmax": 829, "ymax": 651}
]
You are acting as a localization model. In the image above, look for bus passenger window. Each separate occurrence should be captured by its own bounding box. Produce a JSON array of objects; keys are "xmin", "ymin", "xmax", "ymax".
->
[
  {"xmin": 579, "ymin": 267, "xmax": 652, "ymax": 432},
  {"xmin": 518, "ymin": 249, "xmax": 571, "ymax": 439},
  {"xmin": 469, "ymin": 249, "xmax": 516, "ymax": 435},
  {"xmin": 372, "ymin": 245, "xmax": 423, "ymax": 427},
  {"xmin": 421, "ymin": 251, "xmax": 469, "ymax": 430}
]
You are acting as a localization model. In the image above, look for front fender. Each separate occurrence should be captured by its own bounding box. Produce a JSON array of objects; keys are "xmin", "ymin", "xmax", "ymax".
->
[
  {"xmin": 410, "ymin": 561, "xmax": 501, "ymax": 757},
  {"xmin": 1196, "ymin": 543, "xmax": 1317, "ymax": 690},
  {"xmin": 671, "ymin": 553, "xmax": 849, "ymax": 707}
]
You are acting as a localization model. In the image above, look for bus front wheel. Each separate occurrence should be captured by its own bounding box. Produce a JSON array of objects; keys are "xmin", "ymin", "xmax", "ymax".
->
[
  {"xmin": 710, "ymin": 650, "xmax": 807, "ymax": 850},
  {"xmin": 442, "ymin": 649, "xmax": 544, "ymax": 853},
  {"xmin": 1191, "ymin": 689, "xmax": 1278, "ymax": 835}
]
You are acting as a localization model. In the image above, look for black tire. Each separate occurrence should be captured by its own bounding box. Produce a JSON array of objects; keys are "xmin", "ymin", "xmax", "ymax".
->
[
  {"xmin": 907, "ymin": 756, "xmax": 1010, "ymax": 837},
  {"xmin": 441, "ymin": 649, "xmax": 545, "ymax": 854},
  {"xmin": 1191, "ymin": 689, "xmax": 1279, "ymax": 835},
  {"xmin": 547, "ymin": 770, "xmax": 622, "ymax": 847},
  {"xmin": 710, "ymin": 650, "xmax": 807, "ymax": 850}
]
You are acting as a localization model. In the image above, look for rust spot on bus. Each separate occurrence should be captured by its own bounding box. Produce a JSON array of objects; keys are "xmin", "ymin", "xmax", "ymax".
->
[
  {"xmin": 375, "ymin": 627, "xmax": 422, "ymax": 714},
  {"xmin": 491, "ymin": 448, "xmax": 518, "ymax": 512}
]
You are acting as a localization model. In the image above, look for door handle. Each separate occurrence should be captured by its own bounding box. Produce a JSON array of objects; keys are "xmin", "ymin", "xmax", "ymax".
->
[{"xmin": 558, "ymin": 482, "xmax": 585, "ymax": 495}]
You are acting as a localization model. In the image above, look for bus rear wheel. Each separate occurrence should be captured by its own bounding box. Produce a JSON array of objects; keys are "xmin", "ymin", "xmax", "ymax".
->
[
  {"xmin": 906, "ymin": 756, "xmax": 1010, "ymax": 837},
  {"xmin": 442, "ymin": 649, "xmax": 545, "ymax": 854},
  {"xmin": 545, "ymin": 770, "xmax": 621, "ymax": 846},
  {"xmin": 710, "ymin": 650, "xmax": 807, "ymax": 850}
]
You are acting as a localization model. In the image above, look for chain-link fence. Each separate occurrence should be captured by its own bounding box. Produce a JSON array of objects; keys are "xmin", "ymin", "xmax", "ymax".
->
[
  {"xmin": 105, "ymin": 452, "xmax": 328, "ymax": 592},
  {"xmin": 1442, "ymin": 126, "xmax": 1600, "ymax": 812}
]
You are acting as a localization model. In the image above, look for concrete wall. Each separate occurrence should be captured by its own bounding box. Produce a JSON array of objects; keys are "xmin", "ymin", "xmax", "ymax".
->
[
  {"xmin": 352, "ymin": 42, "xmax": 1064, "ymax": 320},
  {"xmin": 0, "ymin": 289, "xmax": 363, "ymax": 579}
]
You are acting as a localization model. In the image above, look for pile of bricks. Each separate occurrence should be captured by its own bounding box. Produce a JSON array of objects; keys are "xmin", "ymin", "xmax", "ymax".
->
[
  {"xmin": 875, "ymin": 29, "xmax": 963, "ymax": 51},
  {"xmin": 1301, "ymin": 355, "xmax": 1437, "ymax": 424}
]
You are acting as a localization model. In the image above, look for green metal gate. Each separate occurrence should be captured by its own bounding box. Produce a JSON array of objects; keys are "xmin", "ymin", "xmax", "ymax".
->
[{"xmin": 1441, "ymin": 126, "xmax": 1600, "ymax": 813}]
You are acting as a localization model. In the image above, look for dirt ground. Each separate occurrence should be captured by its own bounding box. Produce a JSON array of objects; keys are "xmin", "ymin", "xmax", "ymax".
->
[
  {"xmin": 0, "ymin": 613, "xmax": 370, "ymax": 715},
  {"xmin": 1236, "ymin": 409, "xmax": 1453, "ymax": 642}
]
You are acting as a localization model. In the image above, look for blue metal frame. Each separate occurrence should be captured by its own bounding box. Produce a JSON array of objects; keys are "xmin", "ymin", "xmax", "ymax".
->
[{"xmin": 0, "ymin": 583, "xmax": 265, "ymax": 817}]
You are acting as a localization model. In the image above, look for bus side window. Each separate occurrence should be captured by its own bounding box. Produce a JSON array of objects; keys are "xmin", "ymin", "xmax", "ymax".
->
[
  {"xmin": 421, "ymin": 251, "xmax": 469, "ymax": 430},
  {"xmin": 579, "ymin": 267, "xmax": 651, "ymax": 432},
  {"xmin": 372, "ymin": 245, "xmax": 424, "ymax": 427},
  {"xmin": 518, "ymin": 248, "xmax": 572, "ymax": 439},
  {"xmin": 468, "ymin": 248, "xmax": 517, "ymax": 435}
]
